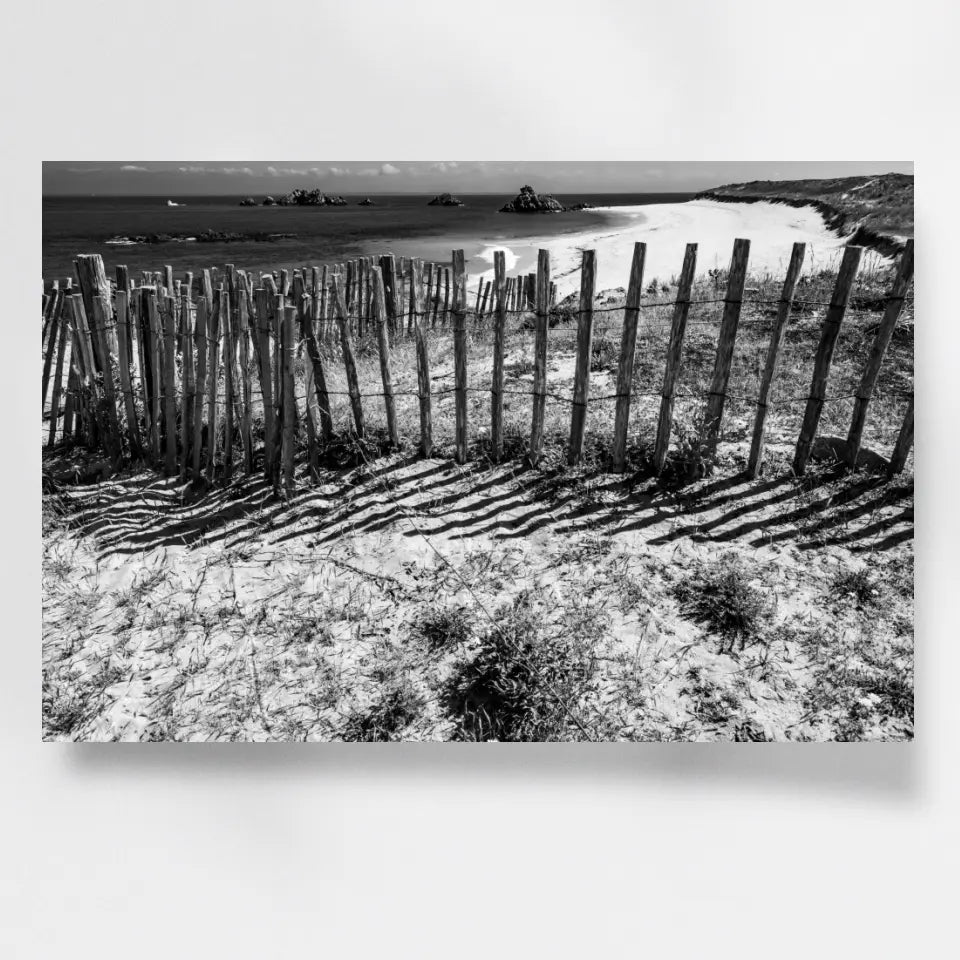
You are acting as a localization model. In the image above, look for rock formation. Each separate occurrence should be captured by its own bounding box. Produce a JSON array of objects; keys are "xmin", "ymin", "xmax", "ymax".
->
[
  {"xmin": 427, "ymin": 193, "xmax": 465, "ymax": 207},
  {"xmin": 499, "ymin": 185, "xmax": 565, "ymax": 213}
]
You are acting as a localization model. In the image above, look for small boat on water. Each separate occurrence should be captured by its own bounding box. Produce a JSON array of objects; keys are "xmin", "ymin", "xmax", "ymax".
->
[{"xmin": 167, "ymin": 200, "xmax": 183, "ymax": 207}]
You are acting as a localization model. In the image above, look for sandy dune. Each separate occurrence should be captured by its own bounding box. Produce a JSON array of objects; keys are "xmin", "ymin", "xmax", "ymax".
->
[{"xmin": 471, "ymin": 199, "xmax": 887, "ymax": 297}]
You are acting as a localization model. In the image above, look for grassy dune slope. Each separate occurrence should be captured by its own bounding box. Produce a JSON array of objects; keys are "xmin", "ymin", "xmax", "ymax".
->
[{"xmin": 697, "ymin": 173, "xmax": 914, "ymax": 248}]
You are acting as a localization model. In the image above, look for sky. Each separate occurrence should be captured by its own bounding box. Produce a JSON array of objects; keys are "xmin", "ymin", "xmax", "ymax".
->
[{"xmin": 42, "ymin": 161, "xmax": 914, "ymax": 196}]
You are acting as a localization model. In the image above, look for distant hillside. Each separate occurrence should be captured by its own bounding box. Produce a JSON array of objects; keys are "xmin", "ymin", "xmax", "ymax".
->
[{"xmin": 695, "ymin": 173, "xmax": 913, "ymax": 255}]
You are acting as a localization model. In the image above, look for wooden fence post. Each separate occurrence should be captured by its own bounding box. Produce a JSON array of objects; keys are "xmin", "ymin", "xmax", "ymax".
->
[
  {"xmin": 140, "ymin": 288, "xmax": 159, "ymax": 460},
  {"xmin": 747, "ymin": 241, "xmax": 806, "ymax": 478},
  {"xmin": 569, "ymin": 249, "xmax": 597, "ymax": 465},
  {"xmin": 653, "ymin": 244, "xmax": 698, "ymax": 473},
  {"xmin": 332, "ymin": 276, "xmax": 365, "ymax": 437},
  {"xmin": 443, "ymin": 268, "xmax": 450, "ymax": 325},
  {"xmin": 372, "ymin": 266, "xmax": 399, "ymax": 447},
  {"xmin": 47, "ymin": 309, "xmax": 70, "ymax": 449},
  {"xmin": 42, "ymin": 289, "xmax": 65, "ymax": 411},
  {"xmin": 528, "ymin": 250, "xmax": 551, "ymax": 466},
  {"xmin": 793, "ymin": 245, "xmax": 864, "ymax": 475},
  {"xmin": 237, "ymin": 277, "xmax": 254, "ymax": 474},
  {"xmin": 702, "ymin": 238, "xmax": 751, "ymax": 455},
  {"xmin": 280, "ymin": 306, "xmax": 297, "ymax": 494},
  {"xmin": 491, "ymin": 251, "xmax": 507, "ymax": 462},
  {"xmin": 300, "ymin": 290, "xmax": 333, "ymax": 447},
  {"xmin": 161, "ymin": 295, "xmax": 178, "ymax": 475},
  {"xmin": 74, "ymin": 254, "xmax": 115, "ymax": 367},
  {"xmin": 90, "ymin": 296, "xmax": 123, "ymax": 462},
  {"xmin": 179, "ymin": 291, "xmax": 194, "ymax": 478},
  {"xmin": 253, "ymin": 288, "xmax": 276, "ymax": 478},
  {"xmin": 846, "ymin": 238, "xmax": 915, "ymax": 466},
  {"xmin": 192, "ymin": 298, "xmax": 208, "ymax": 479},
  {"xmin": 412, "ymin": 260, "xmax": 433, "ymax": 457},
  {"xmin": 887, "ymin": 397, "xmax": 914, "ymax": 476},
  {"xmin": 115, "ymin": 290, "xmax": 143, "ymax": 459},
  {"xmin": 453, "ymin": 249, "xmax": 468, "ymax": 464},
  {"xmin": 205, "ymin": 290, "xmax": 221, "ymax": 482},
  {"xmin": 380, "ymin": 254, "xmax": 399, "ymax": 341},
  {"xmin": 611, "ymin": 242, "xmax": 647, "ymax": 471},
  {"xmin": 479, "ymin": 280, "xmax": 491, "ymax": 320}
]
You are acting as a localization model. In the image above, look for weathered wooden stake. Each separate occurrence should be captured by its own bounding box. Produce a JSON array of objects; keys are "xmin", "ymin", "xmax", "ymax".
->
[
  {"xmin": 793, "ymin": 245, "xmax": 864, "ymax": 475},
  {"xmin": 653, "ymin": 244, "xmax": 699, "ymax": 473},
  {"xmin": 332, "ymin": 276, "xmax": 365, "ymax": 437},
  {"xmin": 193, "ymin": 298, "xmax": 208, "ymax": 478},
  {"xmin": 453, "ymin": 249, "xmax": 469, "ymax": 464},
  {"xmin": 887, "ymin": 398, "xmax": 914, "ymax": 476},
  {"xmin": 528, "ymin": 250, "xmax": 551, "ymax": 466},
  {"xmin": 412, "ymin": 260, "xmax": 433, "ymax": 456},
  {"xmin": 702, "ymin": 238, "xmax": 751, "ymax": 455},
  {"xmin": 254, "ymin": 288, "xmax": 277, "ymax": 477},
  {"xmin": 237, "ymin": 278, "xmax": 254, "ymax": 474},
  {"xmin": 491, "ymin": 251, "xmax": 507, "ymax": 462},
  {"xmin": 569, "ymin": 250, "xmax": 597, "ymax": 465},
  {"xmin": 179, "ymin": 292, "xmax": 194, "ymax": 478},
  {"xmin": 115, "ymin": 290, "xmax": 143, "ymax": 459},
  {"xmin": 280, "ymin": 306, "xmax": 297, "ymax": 494},
  {"xmin": 846, "ymin": 239, "xmax": 915, "ymax": 466},
  {"xmin": 47, "ymin": 310, "xmax": 70, "ymax": 448},
  {"xmin": 372, "ymin": 267, "xmax": 399, "ymax": 447},
  {"xmin": 205, "ymin": 290, "xmax": 221, "ymax": 482},
  {"xmin": 747, "ymin": 242, "xmax": 806, "ymax": 478},
  {"xmin": 161, "ymin": 296, "xmax": 178, "ymax": 474},
  {"xmin": 611, "ymin": 243, "xmax": 647, "ymax": 470}
]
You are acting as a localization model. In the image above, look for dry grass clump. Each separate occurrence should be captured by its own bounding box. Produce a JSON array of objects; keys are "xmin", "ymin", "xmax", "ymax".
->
[
  {"xmin": 341, "ymin": 677, "xmax": 425, "ymax": 742},
  {"xmin": 673, "ymin": 556, "xmax": 774, "ymax": 653},
  {"xmin": 413, "ymin": 604, "xmax": 474, "ymax": 652},
  {"xmin": 444, "ymin": 591, "xmax": 600, "ymax": 741}
]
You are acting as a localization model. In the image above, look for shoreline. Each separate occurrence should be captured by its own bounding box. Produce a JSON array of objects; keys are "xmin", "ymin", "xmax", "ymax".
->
[{"xmin": 465, "ymin": 198, "xmax": 889, "ymax": 297}]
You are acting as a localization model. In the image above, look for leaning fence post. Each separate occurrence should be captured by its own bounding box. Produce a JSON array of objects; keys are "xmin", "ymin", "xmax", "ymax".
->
[
  {"xmin": 300, "ymin": 288, "xmax": 334, "ymax": 446},
  {"xmin": 47, "ymin": 309, "xmax": 70, "ymax": 449},
  {"xmin": 747, "ymin": 242, "xmax": 806, "ymax": 478},
  {"xmin": 793, "ymin": 245, "xmax": 864, "ymax": 475},
  {"xmin": 846, "ymin": 238, "xmax": 915, "ymax": 466},
  {"xmin": 372, "ymin": 266, "xmax": 399, "ymax": 447},
  {"xmin": 115, "ymin": 290, "xmax": 143, "ymax": 459},
  {"xmin": 887, "ymin": 397, "xmax": 914, "ymax": 477},
  {"xmin": 42, "ymin": 289, "xmax": 65, "ymax": 412},
  {"xmin": 161, "ymin": 295, "xmax": 178, "ymax": 475},
  {"xmin": 702, "ymin": 238, "xmax": 751, "ymax": 456},
  {"xmin": 569, "ymin": 250, "xmax": 597, "ymax": 465},
  {"xmin": 411, "ymin": 260, "xmax": 433, "ymax": 457},
  {"xmin": 332, "ymin": 276, "xmax": 365, "ymax": 438},
  {"xmin": 90, "ymin": 296, "xmax": 123, "ymax": 462},
  {"xmin": 237, "ymin": 277, "xmax": 254, "ymax": 474},
  {"xmin": 528, "ymin": 250, "xmax": 551, "ymax": 466},
  {"xmin": 280, "ymin": 306, "xmax": 297, "ymax": 494},
  {"xmin": 205, "ymin": 290, "xmax": 221, "ymax": 482},
  {"xmin": 611, "ymin": 242, "xmax": 647, "ymax": 471},
  {"xmin": 491, "ymin": 251, "xmax": 507, "ymax": 462},
  {"xmin": 653, "ymin": 244, "xmax": 698, "ymax": 473},
  {"xmin": 253, "ymin": 288, "xmax": 276, "ymax": 477},
  {"xmin": 452, "ymin": 250, "xmax": 469, "ymax": 463},
  {"xmin": 179, "ymin": 291, "xmax": 195, "ymax": 478},
  {"xmin": 192, "ymin": 298, "xmax": 208, "ymax": 478}
]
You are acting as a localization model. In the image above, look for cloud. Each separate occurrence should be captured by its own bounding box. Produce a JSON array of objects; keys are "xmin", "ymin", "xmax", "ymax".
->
[
  {"xmin": 222, "ymin": 166, "xmax": 255, "ymax": 176},
  {"xmin": 120, "ymin": 164, "xmax": 147, "ymax": 172},
  {"xmin": 328, "ymin": 167, "xmax": 350, "ymax": 176},
  {"xmin": 179, "ymin": 165, "xmax": 208, "ymax": 174},
  {"xmin": 380, "ymin": 163, "xmax": 400, "ymax": 175},
  {"xmin": 430, "ymin": 161, "xmax": 458, "ymax": 173}
]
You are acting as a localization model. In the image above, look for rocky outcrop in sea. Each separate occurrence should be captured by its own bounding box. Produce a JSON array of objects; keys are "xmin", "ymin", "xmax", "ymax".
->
[
  {"xmin": 241, "ymin": 190, "xmax": 348, "ymax": 207},
  {"xmin": 499, "ymin": 185, "xmax": 565, "ymax": 213},
  {"xmin": 427, "ymin": 193, "xmax": 465, "ymax": 206}
]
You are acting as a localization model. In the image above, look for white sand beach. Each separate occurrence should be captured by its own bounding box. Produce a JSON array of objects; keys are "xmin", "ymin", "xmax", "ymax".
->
[{"xmin": 470, "ymin": 199, "xmax": 888, "ymax": 297}]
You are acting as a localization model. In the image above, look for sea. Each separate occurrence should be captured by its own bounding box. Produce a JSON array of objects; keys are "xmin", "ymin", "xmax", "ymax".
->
[{"xmin": 42, "ymin": 193, "xmax": 694, "ymax": 284}]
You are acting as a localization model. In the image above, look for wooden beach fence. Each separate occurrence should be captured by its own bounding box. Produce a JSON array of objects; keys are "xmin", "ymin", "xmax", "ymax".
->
[{"xmin": 42, "ymin": 243, "xmax": 914, "ymax": 488}]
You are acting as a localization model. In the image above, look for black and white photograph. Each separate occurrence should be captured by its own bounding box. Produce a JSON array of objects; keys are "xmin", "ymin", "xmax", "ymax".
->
[
  {"xmin": 41, "ymin": 160, "xmax": 915, "ymax": 741},
  {"xmin": 8, "ymin": 1, "xmax": 960, "ymax": 955}
]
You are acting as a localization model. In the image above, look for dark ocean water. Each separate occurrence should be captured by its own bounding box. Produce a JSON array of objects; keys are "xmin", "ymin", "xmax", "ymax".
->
[{"xmin": 42, "ymin": 193, "xmax": 694, "ymax": 283}]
